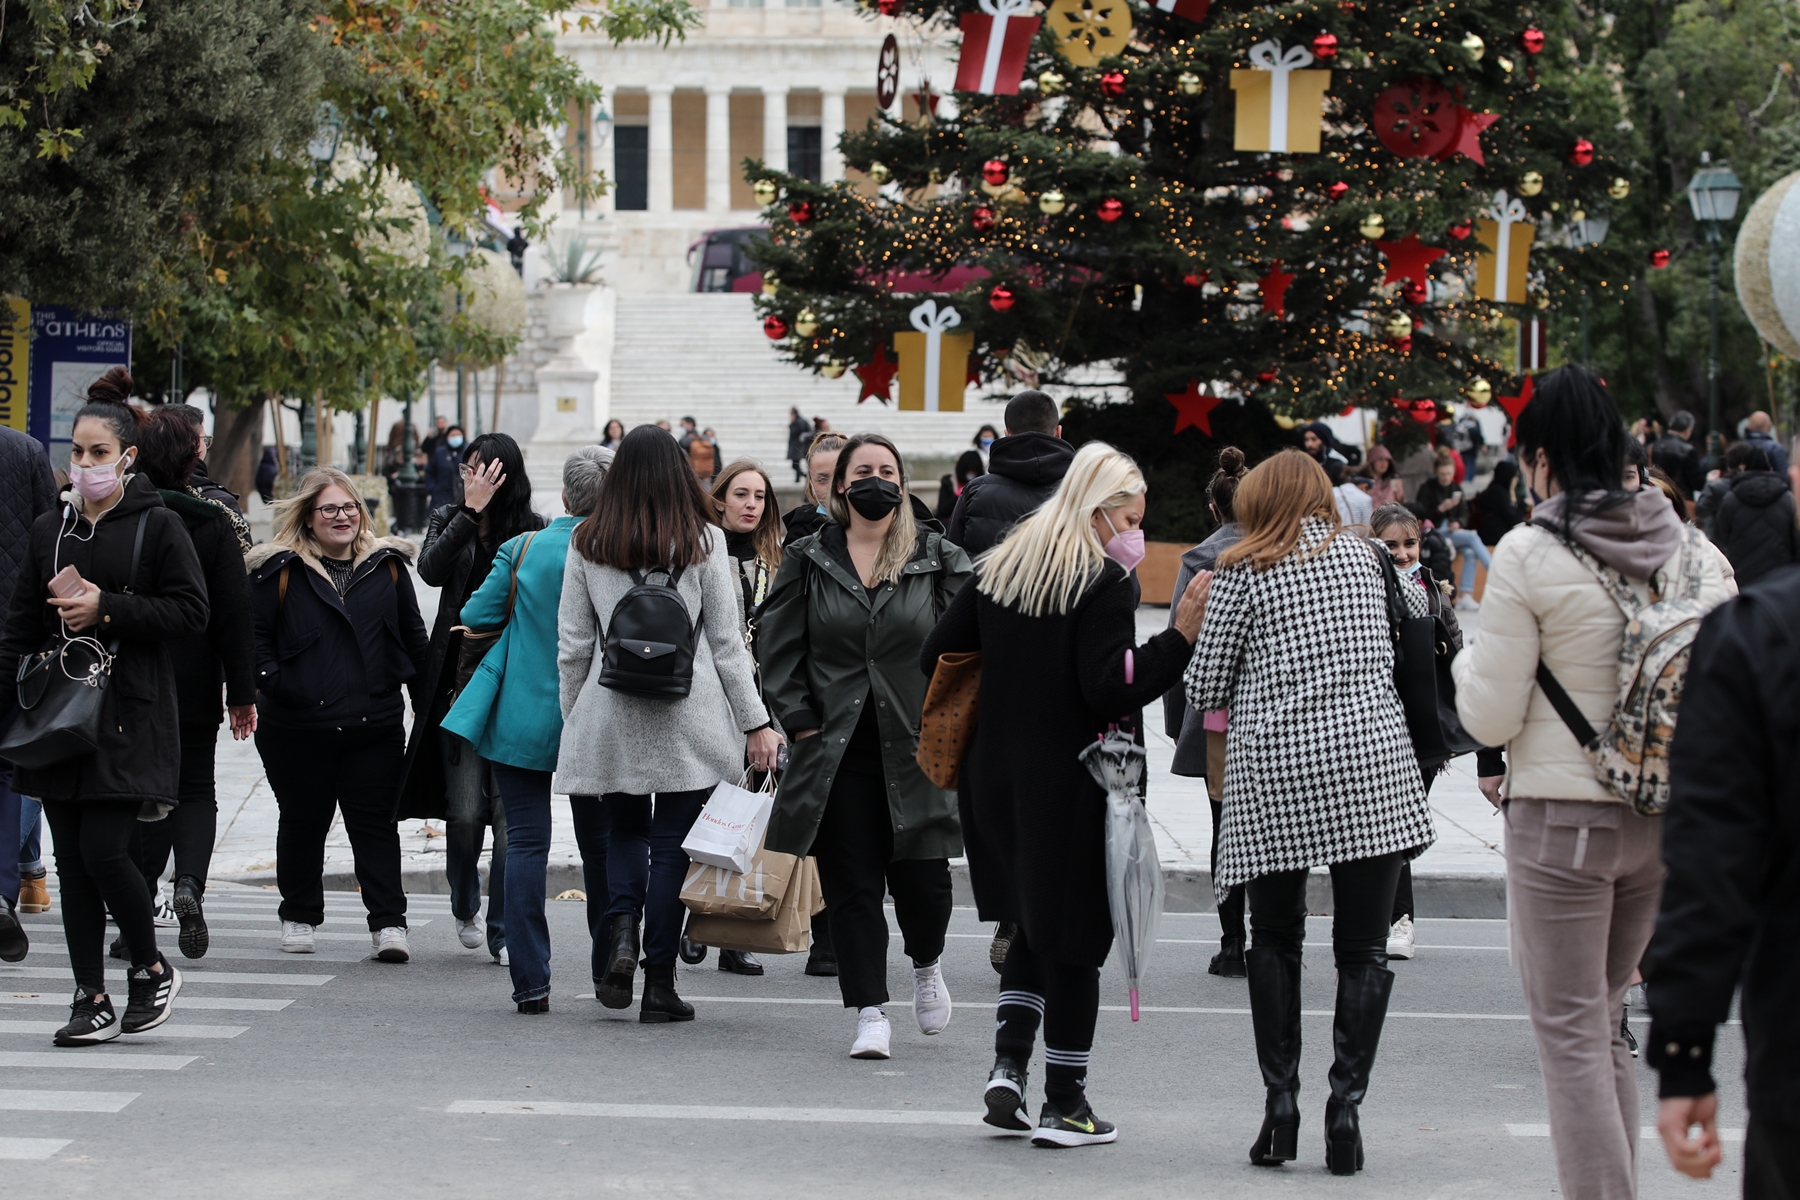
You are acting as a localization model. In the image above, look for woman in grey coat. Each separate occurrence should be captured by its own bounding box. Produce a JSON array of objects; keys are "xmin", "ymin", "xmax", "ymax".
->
[{"xmin": 557, "ymin": 427, "xmax": 781, "ymax": 1023}]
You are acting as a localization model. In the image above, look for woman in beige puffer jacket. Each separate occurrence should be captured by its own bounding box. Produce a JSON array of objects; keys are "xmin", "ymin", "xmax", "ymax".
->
[{"xmin": 1452, "ymin": 367, "xmax": 1735, "ymax": 1200}]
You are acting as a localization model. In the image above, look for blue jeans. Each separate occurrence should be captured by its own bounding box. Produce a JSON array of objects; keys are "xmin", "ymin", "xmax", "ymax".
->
[
  {"xmin": 491, "ymin": 765, "xmax": 612, "ymax": 1004},
  {"xmin": 20, "ymin": 797, "xmax": 43, "ymax": 873},
  {"xmin": 442, "ymin": 733, "xmax": 506, "ymax": 952},
  {"xmin": 603, "ymin": 788, "xmax": 711, "ymax": 970},
  {"xmin": 1447, "ymin": 528, "xmax": 1492, "ymax": 594}
]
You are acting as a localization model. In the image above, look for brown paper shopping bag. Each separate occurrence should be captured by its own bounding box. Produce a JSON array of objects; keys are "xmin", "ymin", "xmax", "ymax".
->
[
  {"xmin": 679, "ymin": 841, "xmax": 802, "ymax": 920},
  {"xmin": 684, "ymin": 857, "xmax": 823, "ymax": 955}
]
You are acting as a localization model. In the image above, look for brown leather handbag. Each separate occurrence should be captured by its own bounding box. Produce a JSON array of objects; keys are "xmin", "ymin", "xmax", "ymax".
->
[{"xmin": 915, "ymin": 651, "xmax": 981, "ymax": 789}]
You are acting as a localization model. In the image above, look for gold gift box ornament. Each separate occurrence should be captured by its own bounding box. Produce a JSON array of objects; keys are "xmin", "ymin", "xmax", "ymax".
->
[
  {"xmin": 896, "ymin": 300, "xmax": 974, "ymax": 412},
  {"xmin": 1474, "ymin": 190, "xmax": 1535, "ymax": 304},
  {"xmin": 1231, "ymin": 40, "xmax": 1332, "ymax": 154}
]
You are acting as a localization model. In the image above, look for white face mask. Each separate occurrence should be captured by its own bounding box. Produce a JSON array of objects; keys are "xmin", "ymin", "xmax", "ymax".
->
[{"xmin": 1401, "ymin": 560, "xmax": 1423, "ymax": 578}]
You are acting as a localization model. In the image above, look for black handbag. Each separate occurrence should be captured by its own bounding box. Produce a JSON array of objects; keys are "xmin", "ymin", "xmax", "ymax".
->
[
  {"xmin": 1375, "ymin": 541, "xmax": 1483, "ymax": 764},
  {"xmin": 0, "ymin": 511, "xmax": 147, "ymax": 770}
]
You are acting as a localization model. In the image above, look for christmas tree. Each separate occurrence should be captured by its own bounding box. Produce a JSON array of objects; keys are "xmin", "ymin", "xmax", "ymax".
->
[{"xmin": 746, "ymin": 0, "xmax": 1635, "ymax": 539}]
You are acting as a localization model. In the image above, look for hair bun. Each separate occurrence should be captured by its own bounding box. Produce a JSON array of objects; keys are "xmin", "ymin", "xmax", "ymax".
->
[
  {"xmin": 1218, "ymin": 446, "xmax": 1246, "ymax": 475},
  {"xmin": 86, "ymin": 366, "xmax": 135, "ymax": 406}
]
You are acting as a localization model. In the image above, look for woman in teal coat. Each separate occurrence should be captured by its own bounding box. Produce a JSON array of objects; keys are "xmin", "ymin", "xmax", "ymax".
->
[{"xmin": 443, "ymin": 446, "xmax": 613, "ymax": 1013}]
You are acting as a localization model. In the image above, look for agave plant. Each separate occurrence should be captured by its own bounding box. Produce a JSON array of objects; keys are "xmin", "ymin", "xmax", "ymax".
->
[{"xmin": 548, "ymin": 234, "xmax": 604, "ymax": 285}]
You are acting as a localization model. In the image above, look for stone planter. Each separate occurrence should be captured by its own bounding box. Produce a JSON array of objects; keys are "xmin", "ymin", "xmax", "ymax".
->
[{"xmin": 541, "ymin": 282, "xmax": 597, "ymax": 353}]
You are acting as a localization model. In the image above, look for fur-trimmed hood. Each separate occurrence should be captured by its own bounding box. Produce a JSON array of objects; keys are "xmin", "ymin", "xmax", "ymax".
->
[{"xmin": 246, "ymin": 534, "xmax": 416, "ymax": 583}]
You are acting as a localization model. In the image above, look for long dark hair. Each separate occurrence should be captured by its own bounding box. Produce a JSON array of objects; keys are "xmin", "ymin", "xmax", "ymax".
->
[
  {"xmin": 137, "ymin": 406, "xmax": 202, "ymax": 490},
  {"xmin": 462, "ymin": 432, "xmax": 543, "ymax": 545},
  {"xmin": 574, "ymin": 424, "xmax": 715, "ymax": 569},
  {"xmin": 1514, "ymin": 364, "xmax": 1629, "ymax": 538}
]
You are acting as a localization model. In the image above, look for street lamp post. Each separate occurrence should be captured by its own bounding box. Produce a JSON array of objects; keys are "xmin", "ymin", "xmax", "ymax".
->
[{"xmin": 1687, "ymin": 155, "xmax": 1743, "ymax": 466}]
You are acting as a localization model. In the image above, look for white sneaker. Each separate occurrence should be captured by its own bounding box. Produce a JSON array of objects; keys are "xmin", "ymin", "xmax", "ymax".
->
[
  {"xmin": 372, "ymin": 927, "xmax": 410, "ymax": 963},
  {"xmin": 495, "ymin": 946, "xmax": 509, "ymax": 967},
  {"xmin": 912, "ymin": 961, "xmax": 952, "ymax": 1035},
  {"xmin": 1455, "ymin": 595, "xmax": 1480, "ymax": 612},
  {"xmin": 456, "ymin": 919, "xmax": 483, "ymax": 950},
  {"xmin": 850, "ymin": 1006, "xmax": 892, "ymax": 1059},
  {"xmin": 152, "ymin": 887, "xmax": 179, "ymax": 929},
  {"xmin": 1386, "ymin": 915, "xmax": 1416, "ymax": 960},
  {"xmin": 280, "ymin": 921, "xmax": 316, "ymax": 954}
]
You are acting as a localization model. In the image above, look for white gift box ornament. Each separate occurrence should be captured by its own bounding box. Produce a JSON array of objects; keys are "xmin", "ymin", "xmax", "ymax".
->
[
  {"xmin": 896, "ymin": 299, "xmax": 974, "ymax": 412},
  {"xmin": 1230, "ymin": 40, "xmax": 1332, "ymax": 154},
  {"xmin": 1475, "ymin": 190, "xmax": 1536, "ymax": 304},
  {"xmin": 955, "ymin": 0, "xmax": 1041, "ymax": 96}
]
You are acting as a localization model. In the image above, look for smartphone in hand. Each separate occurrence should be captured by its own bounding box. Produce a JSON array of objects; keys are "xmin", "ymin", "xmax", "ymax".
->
[{"xmin": 48, "ymin": 565, "xmax": 85, "ymax": 599}]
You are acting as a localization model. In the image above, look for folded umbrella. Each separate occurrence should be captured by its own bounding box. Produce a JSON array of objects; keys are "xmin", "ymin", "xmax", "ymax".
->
[{"xmin": 1079, "ymin": 729, "xmax": 1165, "ymax": 1021}]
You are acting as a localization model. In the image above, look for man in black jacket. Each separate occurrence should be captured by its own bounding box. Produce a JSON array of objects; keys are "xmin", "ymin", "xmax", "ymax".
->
[
  {"xmin": 945, "ymin": 391, "xmax": 1074, "ymax": 557},
  {"xmin": 1651, "ymin": 410, "xmax": 1707, "ymax": 500},
  {"xmin": 1650, "ymin": 560, "xmax": 1800, "ymax": 1195}
]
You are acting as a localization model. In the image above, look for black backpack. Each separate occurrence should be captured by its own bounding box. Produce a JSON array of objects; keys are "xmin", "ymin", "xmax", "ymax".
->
[{"xmin": 600, "ymin": 566, "xmax": 696, "ymax": 697}]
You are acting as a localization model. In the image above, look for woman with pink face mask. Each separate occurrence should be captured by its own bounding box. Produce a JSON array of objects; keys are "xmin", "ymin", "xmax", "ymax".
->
[{"xmin": 920, "ymin": 441, "xmax": 1208, "ymax": 1147}]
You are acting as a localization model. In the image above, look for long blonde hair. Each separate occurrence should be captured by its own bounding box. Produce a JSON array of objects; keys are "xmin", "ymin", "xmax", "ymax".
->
[
  {"xmin": 825, "ymin": 433, "xmax": 917, "ymax": 585},
  {"xmin": 978, "ymin": 441, "xmax": 1145, "ymax": 617},
  {"xmin": 1218, "ymin": 450, "xmax": 1341, "ymax": 572},
  {"xmin": 270, "ymin": 467, "xmax": 376, "ymax": 560}
]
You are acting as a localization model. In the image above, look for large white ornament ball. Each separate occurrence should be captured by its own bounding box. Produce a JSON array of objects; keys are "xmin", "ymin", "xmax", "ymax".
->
[{"xmin": 1734, "ymin": 170, "xmax": 1800, "ymax": 358}]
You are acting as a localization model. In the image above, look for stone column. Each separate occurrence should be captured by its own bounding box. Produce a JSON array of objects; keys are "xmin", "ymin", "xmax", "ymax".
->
[
  {"xmin": 705, "ymin": 85, "xmax": 732, "ymax": 213},
  {"xmin": 762, "ymin": 85, "xmax": 789, "ymax": 175},
  {"xmin": 821, "ymin": 88, "xmax": 846, "ymax": 181},
  {"xmin": 647, "ymin": 84, "xmax": 674, "ymax": 213},
  {"xmin": 597, "ymin": 84, "xmax": 618, "ymax": 216}
]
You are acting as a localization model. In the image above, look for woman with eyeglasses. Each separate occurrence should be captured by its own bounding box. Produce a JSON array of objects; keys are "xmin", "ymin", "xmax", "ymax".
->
[{"xmin": 246, "ymin": 468, "xmax": 429, "ymax": 962}]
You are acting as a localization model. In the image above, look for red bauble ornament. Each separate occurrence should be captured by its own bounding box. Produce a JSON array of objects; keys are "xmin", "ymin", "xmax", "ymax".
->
[
  {"xmin": 1448, "ymin": 220, "xmax": 1473, "ymax": 240},
  {"xmin": 1182, "ymin": 271, "xmax": 1208, "ymax": 287},
  {"xmin": 877, "ymin": 0, "xmax": 903, "ymax": 14},
  {"xmin": 763, "ymin": 314, "xmax": 790, "ymax": 340},
  {"xmin": 1100, "ymin": 70, "xmax": 1127, "ymax": 98},
  {"xmin": 988, "ymin": 285, "xmax": 1016, "ymax": 312},
  {"xmin": 1403, "ymin": 280, "xmax": 1429, "ymax": 306},
  {"xmin": 1408, "ymin": 397, "xmax": 1437, "ymax": 423},
  {"xmin": 1257, "ymin": 369, "xmax": 1279, "ymax": 384},
  {"xmin": 1372, "ymin": 78, "xmax": 1459, "ymax": 159},
  {"xmin": 1096, "ymin": 197, "xmax": 1125, "ymax": 223},
  {"xmin": 981, "ymin": 159, "xmax": 1009, "ymax": 186},
  {"xmin": 1327, "ymin": 181, "xmax": 1350, "ymax": 201},
  {"xmin": 788, "ymin": 200, "xmax": 814, "ymax": 223},
  {"xmin": 1650, "ymin": 248, "xmax": 1672, "ymax": 269},
  {"xmin": 1310, "ymin": 31, "xmax": 1339, "ymax": 59},
  {"xmin": 1521, "ymin": 26, "xmax": 1545, "ymax": 54},
  {"xmin": 1568, "ymin": 138, "xmax": 1595, "ymax": 167},
  {"xmin": 971, "ymin": 205, "xmax": 996, "ymax": 232}
]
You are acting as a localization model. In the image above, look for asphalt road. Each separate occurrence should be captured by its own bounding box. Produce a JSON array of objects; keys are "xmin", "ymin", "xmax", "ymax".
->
[{"xmin": 1, "ymin": 883, "xmax": 1748, "ymax": 1198}]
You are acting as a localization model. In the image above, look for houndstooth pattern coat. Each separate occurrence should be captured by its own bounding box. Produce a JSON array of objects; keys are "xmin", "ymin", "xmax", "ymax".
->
[{"xmin": 1184, "ymin": 520, "xmax": 1435, "ymax": 900}]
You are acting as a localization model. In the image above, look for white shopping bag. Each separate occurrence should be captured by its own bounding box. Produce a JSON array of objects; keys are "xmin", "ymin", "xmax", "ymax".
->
[{"xmin": 681, "ymin": 772, "xmax": 775, "ymax": 875}]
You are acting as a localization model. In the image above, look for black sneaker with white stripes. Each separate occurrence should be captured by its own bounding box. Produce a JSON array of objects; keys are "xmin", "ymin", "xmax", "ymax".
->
[
  {"xmin": 983, "ymin": 1057, "xmax": 1032, "ymax": 1132},
  {"xmin": 121, "ymin": 955, "xmax": 182, "ymax": 1033},
  {"xmin": 1030, "ymin": 1098, "xmax": 1119, "ymax": 1148},
  {"xmin": 54, "ymin": 990, "xmax": 121, "ymax": 1046}
]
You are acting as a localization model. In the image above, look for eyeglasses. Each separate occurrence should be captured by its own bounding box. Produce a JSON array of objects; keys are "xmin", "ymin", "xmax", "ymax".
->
[
  {"xmin": 199, "ymin": 435, "xmax": 214, "ymax": 451},
  {"xmin": 313, "ymin": 503, "xmax": 360, "ymax": 519}
]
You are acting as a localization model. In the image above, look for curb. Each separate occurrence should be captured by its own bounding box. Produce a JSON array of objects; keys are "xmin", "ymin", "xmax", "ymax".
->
[{"xmin": 216, "ymin": 860, "xmax": 1508, "ymax": 919}]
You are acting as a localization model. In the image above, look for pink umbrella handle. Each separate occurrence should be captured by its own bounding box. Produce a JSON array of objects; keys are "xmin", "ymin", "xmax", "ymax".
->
[{"xmin": 1129, "ymin": 988, "xmax": 1140, "ymax": 1022}]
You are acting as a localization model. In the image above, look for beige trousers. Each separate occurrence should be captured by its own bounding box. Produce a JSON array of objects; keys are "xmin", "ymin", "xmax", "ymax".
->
[{"xmin": 1505, "ymin": 797, "xmax": 1665, "ymax": 1200}]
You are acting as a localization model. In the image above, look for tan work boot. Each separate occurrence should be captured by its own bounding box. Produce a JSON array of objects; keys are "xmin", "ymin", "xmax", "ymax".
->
[{"xmin": 18, "ymin": 871, "xmax": 49, "ymax": 914}]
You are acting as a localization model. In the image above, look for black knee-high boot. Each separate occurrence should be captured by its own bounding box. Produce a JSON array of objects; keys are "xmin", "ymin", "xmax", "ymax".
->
[
  {"xmin": 1245, "ymin": 945, "xmax": 1302, "ymax": 1165},
  {"xmin": 1325, "ymin": 963, "xmax": 1395, "ymax": 1176}
]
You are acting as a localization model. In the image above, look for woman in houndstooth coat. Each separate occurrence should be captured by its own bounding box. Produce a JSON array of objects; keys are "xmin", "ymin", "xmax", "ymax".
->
[{"xmin": 1183, "ymin": 450, "xmax": 1435, "ymax": 1178}]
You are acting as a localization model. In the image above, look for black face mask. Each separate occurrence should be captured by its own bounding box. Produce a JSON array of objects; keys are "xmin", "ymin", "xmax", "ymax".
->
[{"xmin": 846, "ymin": 476, "xmax": 903, "ymax": 521}]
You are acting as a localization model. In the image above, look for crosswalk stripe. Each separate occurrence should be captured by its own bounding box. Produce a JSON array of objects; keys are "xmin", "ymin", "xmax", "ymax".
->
[
  {"xmin": 0, "ymin": 967, "xmax": 331, "ymax": 986},
  {"xmin": 447, "ymin": 1100, "xmax": 982, "ymax": 1126},
  {"xmin": 0, "ymin": 1051, "xmax": 197, "ymax": 1071},
  {"xmin": 28, "ymin": 926, "xmax": 427, "ymax": 942},
  {"xmin": 0, "ymin": 1021, "xmax": 246, "ymax": 1039},
  {"xmin": 1505, "ymin": 1123, "xmax": 1745, "ymax": 1142},
  {"xmin": 657, "ymin": 996, "xmax": 1536, "ymax": 1020},
  {"xmin": 0, "ymin": 993, "xmax": 293, "ymax": 1011},
  {"xmin": 0, "ymin": 1090, "xmax": 137, "ymax": 1113},
  {"xmin": 0, "ymin": 1137, "xmax": 72, "ymax": 1159}
]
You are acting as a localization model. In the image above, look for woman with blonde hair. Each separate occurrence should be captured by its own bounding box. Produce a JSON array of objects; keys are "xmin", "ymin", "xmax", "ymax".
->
[
  {"xmin": 760, "ymin": 433, "xmax": 972, "ymax": 1060},
  {"xmin": 1184, "ymin": 449, "xmax": 1435, "ymax": 1175},
  {"xmin": 246, "ymin": 467, "xmax": 429, "ymax": 962},
  {"xmin": 921, "ymin": 441, "xmax": 1209, "ymax": 1146}
]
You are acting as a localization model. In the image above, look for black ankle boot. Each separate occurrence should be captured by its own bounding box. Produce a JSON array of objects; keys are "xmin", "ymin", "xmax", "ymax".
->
[
  {"xmin": 173, "ymin": 875, "xmax": 208, "ymax": 960},
  {"xmin": 640, "ymin": 964, "xmax": 694, "ymax": 1023},
  {"xmin": 1245, "ymin": 945, "xmax": 1302, "ymax": 1166},
  {"xmin": 597, "ymin": 915, "xmax": 640, "ymax": 1009},
  {"xmin": 1209, "ymin": 935, "xmax": 1247, "ymax": 978},
  {"xmin": 1325, "ymin": 962, "xmax": 1396, "ymax": 1176}
]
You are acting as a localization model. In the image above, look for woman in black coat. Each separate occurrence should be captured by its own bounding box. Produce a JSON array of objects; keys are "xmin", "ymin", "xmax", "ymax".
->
[
  {"xmin": 1711, "ymin": 442, "xmax": 1800, "ymax": 586},
  {"xmin": 0, "ymin": 379, "xmax": 209, "ymax": 1045},
  {"xmin": 407, "ymin": 432, "xmax": 545, "ymax": 962},
  {"xmin": 246, "ymin": 468, "xmax": 428, "ymax": 963},
  {"xmin": 920, "ymin": 441, "xmax": 1206, "ymax": 1147},
  {"xmin": 125, "ymin": 407, "xmax": 257, "ymax": 960}
]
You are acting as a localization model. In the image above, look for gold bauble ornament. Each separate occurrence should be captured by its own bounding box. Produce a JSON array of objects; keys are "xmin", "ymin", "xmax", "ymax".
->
[
  {"xmin": 1569, "ymin": 208, "xmax": 1584, "ymax": 222},
  {"xmin": 1517, "ymin": 171, "xmax": 1544, "ymax": 197},
  {"xmin": 1177, "ymin": 71, "xmax": 1203, "ymax": 96},
  {"xmin": 820, "ymin": 359, "xmax": 847, "ymax": 379},
  {"xmin": 1273, "ymin": 414, "xmax": 1298, "ymax": 431},
  {"xmin": 928, "ymin": 167, "xmax": 944, "ymax": 184},
  {"xmin": 868, "ymin": 161, "xmax": 892, "ymax": 185},
  {"xmin": 1384, "ymin": 312, "xmax": 1414, "ymax": 339},
  {"xmin": 1467, "ymin": 377, "xmax": 1492, "ymax": 407},
  {"xmin": 1497, "ymin": 55, "xmax": 1515, "ymax": 73},
  {"xmin": 1533, "ymin": 291, "xmax": 1552, "ymax": 311},
  {"xmin": 1037, "ymin": 70, "xmax": 1067, "ymax": 96},
  {"xmin": 752, "ymin": 179, "xmax": 779, "ymax": 206},
  {"xmin": 761, "ymin": 273, "xmax": 779, "ymax": 296},
  {"xmin": 1461, "ymin": 32, "xmax": 1485, "ymax": 60},
  {"xmin": 1038, "ymin": 189, "xmax": 1067, "ymax": 215},
  {"xmin": 1358, "ymin": 212, "xmax": 1387, "ymax": 239},
  {"xmin": 794, "ymin": 309, "xmax": 820, "ymax": 338},
  {"xmin": 1607, "ymin": 176, "xmax": 1631, "ymax": 200}
]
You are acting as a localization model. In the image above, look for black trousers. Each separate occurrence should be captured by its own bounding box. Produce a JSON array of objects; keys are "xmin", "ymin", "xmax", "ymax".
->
[
  {"xmin": 137, "ymin": 722, "xmax": 221, "ymax": 890},
  {"xmin": 1248, "ymin": 851, "xmax": 1406, "ymax": 968},
  {"xmin": 1390, "ymin": 768, "xmax": 1439, "ymax": 923},
  {"xmin": 1208, "ymin": 797, "xmax": 1247, "ymax": 942},
  {"xmin": 812, "ymin": 764, "xmax": 951, "ymax": 1010},
  {"xmin": 995, "ymin": 925, "xmax": 1101, "ymax": 1102},
  {"xmin": 1748, "ymin": 1113, "xmax": 1800, "ymax": 1200},
  {"xmin": 43, "ymin": 800, "xmax": 161, "ymax": 991},
  {"xmin": 256, "ymin": 723, "xmax": 408, "ymax": 930}
]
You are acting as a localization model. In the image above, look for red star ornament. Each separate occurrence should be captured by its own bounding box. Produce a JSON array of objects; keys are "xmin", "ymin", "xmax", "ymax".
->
[
  {"xmin": 1496, "ymin": 374, "xmax": 1534, "ymax": 446},
  {"xmin": 1373, "ymin": 234, "xmax": 1447, "ymax": 287},
  {"xmin": 853, "ymin": 343, "xmax": 899, "ymax": 404},
  {"xmin": 1438, "ymin": 107, "xmax": 1499, "ymax": 165},
  {"xmin": 1259, "ymin": 262, "xmax": 1296, "ymax": 317},
  {"xmin": 1166, "ymin": 380, "xmax": 1227, "ymax": 436}
]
